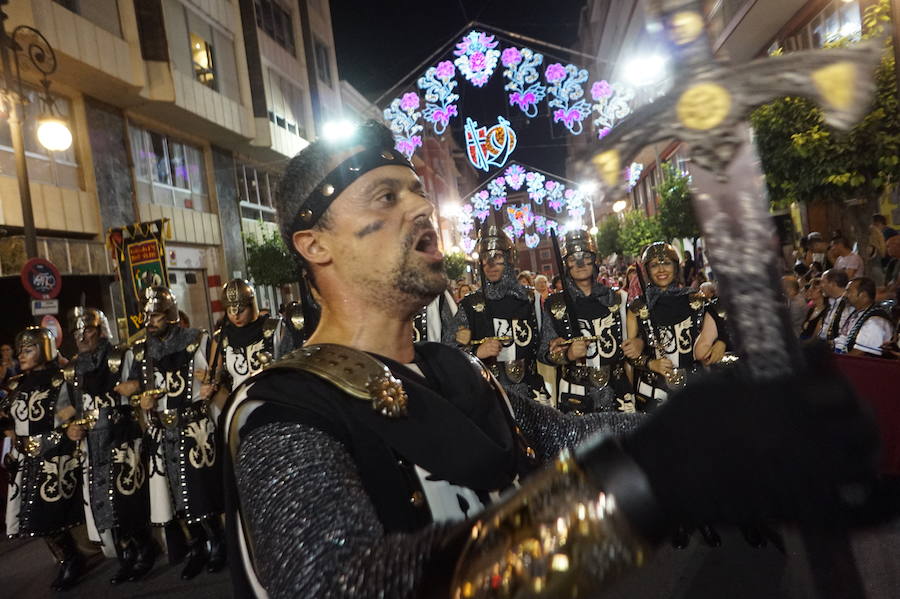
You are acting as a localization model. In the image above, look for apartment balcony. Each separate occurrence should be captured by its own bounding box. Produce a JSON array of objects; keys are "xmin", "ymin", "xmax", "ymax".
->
[{"xmin": 0, "ymin": 234, "xmax": 112, "ymax": 277}]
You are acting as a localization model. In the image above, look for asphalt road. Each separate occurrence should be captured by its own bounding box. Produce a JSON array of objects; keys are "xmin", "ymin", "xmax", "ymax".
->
[{"xmin": 2, "ymin": 522, "xmax": 898, "ymax": 597}]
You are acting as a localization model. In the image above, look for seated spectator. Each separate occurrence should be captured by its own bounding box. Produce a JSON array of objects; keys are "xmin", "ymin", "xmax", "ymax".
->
[
  {"xmin": 830, "ymin": 236, "xmax": 863, "ymax": 278},
  {"xmin": 800, "ymin": 278, "xmax": 828, "ymax": 341},
  {"xmin": 834, "ymin": 277, "xmax": 894, "ymax": 357},
  {"xmin": 781, "ymin": 275, "xmax": 807, "ymax": 337}
]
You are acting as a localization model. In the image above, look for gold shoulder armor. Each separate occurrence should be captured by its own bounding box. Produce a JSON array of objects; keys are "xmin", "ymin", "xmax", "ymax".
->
[
  {"xmin": 132, "ymin": 338, "xmax": 146, "ymax": 361},
  {"xmin": 6, "ymin": 373, "xmax": 23, "ymax": 391},
  {"xmin": 62, "ymin": 363, "xmax": 77, "ymax": 384},
  {"xmin": 271, "ymin": 344, "xmax": 408, "ymax": 418},
  {"xmin": 546, "ymin": 292, "xmax": 567, "ymax": 320},
  {"xmin": 186, "ymin": 329, "xmax": 207, "ymax": 354},
  {"xmin": 262, "ymin": 317, "xmax": 279, "ymax": 338},
  {"xmin": 108, "ymin": 345, "xmax": 127, "ymax": 375},
  {"xmin": 689, "ymin": 292, "xmax": 705, "ymax": 311}
]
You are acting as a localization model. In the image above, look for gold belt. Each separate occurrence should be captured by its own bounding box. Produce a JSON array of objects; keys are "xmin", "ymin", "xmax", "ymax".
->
[
  {"xmin": 147, "ymin": 404, "xmax": 206, "ymax": 430},
  {"xmin": 15, "ymin": 430, "xmax": 63, "ymax": 458}
]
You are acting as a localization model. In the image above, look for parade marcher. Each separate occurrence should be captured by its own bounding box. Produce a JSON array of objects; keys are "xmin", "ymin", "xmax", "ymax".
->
[
  {"xmin": 208, "ymin": 280, "xmax": 294, "ymax": 401},
  {"xmin": 627, "ymin": 242, "xmax": 726, "ymax": 412},
  {"xmin": 221, "ymin": 121, "xmax": 883, "ymax": 598},
  {"xmin": 1, "ymin": 327, "xmax": 85, "ymax": 591},
  {"xmin": 834, "ymin": 277, "xmax": 894, "ymax": 357},
  {"xmin": 119, "ymin": 287, "xmax": 225, "ymax": 580},
  {"xmin": 819, "ymin": 268, "xmax": 851, "ymax": 343},
  {"xmin": 539, "ymin": 229, "xmax": 643, "ymax": 413},
  {"xmin": 66, "ymin": 307, "xmax": 154, "ymax": 584},
  {"xmin": 412, "ymin": 287, "xmax": 457, "ymax": 343},
  {"xmin": 445, "ymin": 226, "xmax": 549, "ymax": 403}
]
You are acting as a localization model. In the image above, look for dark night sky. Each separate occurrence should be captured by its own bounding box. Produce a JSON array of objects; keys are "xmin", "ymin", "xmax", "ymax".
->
[{"xmin": 330, "ymin": 0, "xmax": 590, "ymax": 177}]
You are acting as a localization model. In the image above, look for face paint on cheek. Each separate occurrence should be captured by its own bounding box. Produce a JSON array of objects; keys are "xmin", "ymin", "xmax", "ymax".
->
[{"xmin": 354, "ymin": 220, "xmax": 386, "ymax": 238}]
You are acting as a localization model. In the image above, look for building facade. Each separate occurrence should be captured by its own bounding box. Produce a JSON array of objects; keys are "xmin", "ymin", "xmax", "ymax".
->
[{"xmin": 0, "ymin": 0, "xmax": 342, "ymax": 343}]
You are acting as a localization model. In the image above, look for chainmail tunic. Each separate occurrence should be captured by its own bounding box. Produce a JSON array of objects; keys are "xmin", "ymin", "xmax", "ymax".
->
[{"xmin": 235, "ymin": 385, "xmax": 644, "ymax": 597}]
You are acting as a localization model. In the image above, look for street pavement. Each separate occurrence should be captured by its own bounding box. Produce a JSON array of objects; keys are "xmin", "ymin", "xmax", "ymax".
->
[{"xmin": 2, "ymin": 522, "xmax": 898, "ymax": 597}]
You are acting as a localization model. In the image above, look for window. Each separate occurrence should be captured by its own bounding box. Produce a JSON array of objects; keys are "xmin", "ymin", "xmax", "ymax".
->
[
  {"xmin": 265, "ymin": 68, "xmax": 308, "ymax": 139},
  {"xmin": 780, "ymin": 0, "xmax": 861, "ymax": 53},
  {"xmin": 53, "ymin": 0, "xmax": 122, "ymax": 37},
  {"xmin": 0, "ymin": 88, "xmax": 80, "ymax": 189},
  {"xmin": 190, "ymin": 32, "xmax": 217, "ymax": 89},
  {"xmin": 237, "ymin": 163, "xmax": 278, "ymax": 223},
  {"xmin": 314, "ymin": 39, "xmax": 332, "ymax": 87},
  {"xmin": 255, "ymin": 0, "xmax": 295, "ymax": 54},
  {"xmin": 539, "ymin": 249, "xmax": 551, "ymax": 260},
  {"xmin": 129, "ymin": 124, "xmax": 208, "ymax": 211}
]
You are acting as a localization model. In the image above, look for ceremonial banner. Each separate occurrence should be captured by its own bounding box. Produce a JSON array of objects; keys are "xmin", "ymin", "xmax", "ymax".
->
[{"xmin": 107, "ymin": 219, "xmax": 170, "ymax": 341}]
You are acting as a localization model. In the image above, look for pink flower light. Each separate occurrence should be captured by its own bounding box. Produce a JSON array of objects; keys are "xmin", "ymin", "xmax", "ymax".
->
[
  {"xmin": 400, "ymin": 92, "xmax": 420, "ymax": 111},
  {"xmin": 501, "ymin": 47, "xmax": 523, "ymax": 67},
  {"xmin": 435, "ymin": 60, "xmax": 455, "ymax": 80},
  {"xmin": 545, "ymin": 63, "xmax": 567, "ymax": 83},
  {"xmin": 591, "ymin": 80, "xmax": 612, "ymax": 100}
]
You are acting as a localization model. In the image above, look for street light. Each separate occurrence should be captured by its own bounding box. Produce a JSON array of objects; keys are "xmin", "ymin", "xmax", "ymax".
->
[
  {"xmin": 320, "ymin": 118, "xmax": 356, "ymax": 142},
  {"xmin": 0, "ymin": 8, "xmax": 72, "ymax": 259},
  {"xmin": 613, "ymin": 199, "xmax": 628, "ymax": 213},
  {"xmin": 624, "ymin": 54, "xmax": 668, "ymax": 87}
]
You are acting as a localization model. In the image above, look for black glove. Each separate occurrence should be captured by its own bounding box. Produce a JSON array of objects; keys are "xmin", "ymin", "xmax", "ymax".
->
[{"xmin": 620, "ymin": 345, "xmax": 880, "ymax": 529}]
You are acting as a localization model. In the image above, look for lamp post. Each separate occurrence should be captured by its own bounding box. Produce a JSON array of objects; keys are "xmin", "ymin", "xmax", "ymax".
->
[{"xmin": 0, "ymin": 0, "xmax": 72, "ymax": 259}]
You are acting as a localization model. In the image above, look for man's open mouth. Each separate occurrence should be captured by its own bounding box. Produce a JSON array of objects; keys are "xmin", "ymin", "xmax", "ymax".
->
[{"xmin": 413, "ymin": 229, "xmax": 443, "ymax": 262}]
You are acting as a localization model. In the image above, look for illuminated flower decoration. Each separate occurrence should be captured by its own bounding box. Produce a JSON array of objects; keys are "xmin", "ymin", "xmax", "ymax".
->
[
  {"xmin": 534, "ymin": 215, "xmax": 547, "ymax": 234},
  {"xmin": 591, "ymin": 80, "xmax": 612, "ymax": 100},
  {"xmin": 626, "ymin": 162, "xmax": 644, "ymax": 191},
  {"xmin": 400, "ymin": 92, "xmax": 420, "ymax": 111},
  {"xmin": 488, "ymin": 177, "xmax": 508, "ymax": 210},
  {"xmin": 461, "ymin": 236, "xmax": 477, "ymax": 254},
  {"xmin": 457, "ymin": 204, "xmax": 475, "ymax": 236},
  {"xmin": 526, "ymin": 171, "xmax": 547, "ymax": 204},
  {"xmin": 418, "ymin": 62, "xmax": 459, "ymax": 135},
  {"xmin": 507, "ymin": 205, "xmax": 524, "ymax": 228},
  {"xmin": 545, "ymin": 180, "xmax": 566, "ymax": 213},
  {"xmin": 525, "ymin": 233, "xmax": 541, "ymax": 248},
  {"xmin": 546, "ymin": 64, "xmax": 592, "ymax": 135},
  {"xmin": 454, "ymin": 30, "xmax": 500, "ymax": 87},
  {"xmin": 592, "ymin": 81, "xmax": 634, "ymax": 139},
  {"xmin": 490, "ymin": 195, "xmax": 507, "ymax": 210},
  {"xmin": 520, "ymin": 204, "xmax": 535, "ymax": 227},
  {"xmin": 474, "ymin": 208, "xmax": 490, "ymax": 222},
  {"xmin": 564, "ymin": 188, "xmax": 586, "ymax": 219},
  {"xmin": 504, "ymin": 165, "xmax": 526, "ymax": 190},
  {"xmin": 544, "ymin": 63, "xmax": 567, "ymax": 83},
  {"xmin": 501, "ymin": 47, "xmax": 522, "ymax": 66},
  {"xmin": 384, "ymin": 96, "xmax": 423, "ymax": 160},
  {"xmin": 503, "ymin": 47, "xmax": 546, "ymax": 117}
]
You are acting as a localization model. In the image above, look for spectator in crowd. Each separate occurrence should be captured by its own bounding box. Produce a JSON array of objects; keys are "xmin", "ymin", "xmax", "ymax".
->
[
  {"xmin": 800, "ymin": 278, "xmax": 829, "ymax": 341},
  {"xmin": 830, "ymin": 236, "xmax": 863, "ymax": 279},
  {"xmin": 551, "ymin": 275, "xmax": 563, "ymax": 292},
  {"xmin": 873, "ymin": 213, "xmax": 897, "ymax": 241},
  {"xmin": 0, "ymin": 343, "xmax": 17, "ymax": 386},
  {"xmin": 517, "ymin": 270, "xmax": 534, "ymax": 288},
  {"xmin": 834, "ymin": 277, "xmax": 893, "ymax": 357},
  {"xmin": 867, "ymin": 218, "xmax": 887, "ymax": 286},
  {"xmin": 533, "ymin": 274, "xmax": 550, "ymax": 305},
  {"xmin": 781, "ymin": 275, "xmax": 808, "ymax": 337},
  {"xmin": 682, "ymin": 250, "xmax": 697, "ymax": 287},
  {"xmin": 819, "ymin": 269, "xmax": 851, "ymax": 343},
  {"xmin": 625, "ymin": 264, "xmax": 641, "ymax": 301},
  {"xmin": 804, "ymin": 232, "xmax": 829, "ymax": 269},
  {"xmin": 455, "ymin": 282, "xmax": 474, "ymax": 302},
  {"xmin": 877, "ymin": 234, "xmax": 900, "ymax": 301}
]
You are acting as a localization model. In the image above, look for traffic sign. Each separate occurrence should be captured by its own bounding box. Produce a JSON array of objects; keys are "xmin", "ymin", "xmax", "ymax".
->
[
  {"xmin": 31, "ymin": 299, "xmax": 59, "ymax": 316},
  {"xmin": 20, "ymin": 258, "xmax": 62, "ymax": 299}
]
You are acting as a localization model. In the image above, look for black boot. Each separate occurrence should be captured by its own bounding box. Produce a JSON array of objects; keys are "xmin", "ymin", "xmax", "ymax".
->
[
  {"xmin": 48, "ymin": 532, "xmax": 84, "ymax": 592},
  {"xmin": 128, "ymin": 527, "xmax": 158, "ymax": 582},
  {"xmin": 164, "ymin": 522, "xmax": 188, "ymax": 565},
  {"xmin": 698, "ymin": 524, "xmax": 722, "ymax": 548},
  {"xmin": 180, "ymin": 524, "xmax": 208, "ymax": 580},
  {"xmin": 202, "ymin": 518, "xmax": 226, "ymax": 574},
  {"xmin": 109, "ymin": 529, "xmax": 135, "ymax": 585}
]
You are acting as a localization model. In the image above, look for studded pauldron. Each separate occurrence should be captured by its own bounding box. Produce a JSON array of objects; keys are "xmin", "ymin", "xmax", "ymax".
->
[{"xmin": 451, "ymin": 448, "xmax": 648, "ymax": 598}]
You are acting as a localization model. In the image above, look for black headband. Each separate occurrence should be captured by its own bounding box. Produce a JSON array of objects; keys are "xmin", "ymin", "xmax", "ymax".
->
[{"xmin": 291, "ymin": 146, "xmax": 416, "ymax": 231}]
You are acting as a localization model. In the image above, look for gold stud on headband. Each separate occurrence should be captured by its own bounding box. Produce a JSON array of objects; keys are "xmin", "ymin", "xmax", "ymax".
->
[
  {"xmin": 299, "ymin": 209, "xmax": 313, "ymax": 222},
  {"xmin": 380, "ymin": 151, "xmax": 393, "ymax": 160}
]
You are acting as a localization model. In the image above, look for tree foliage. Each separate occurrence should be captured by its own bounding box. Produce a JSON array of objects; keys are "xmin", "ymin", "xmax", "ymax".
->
[
  {"xmin": 245, "ymin": 226, "xmax": 299, "ymax": 287},
  {"xmin": 596, "ymin": 216, "xmax": 623, "ymax": 257},
  {"xmin": 443, "ymin": 251, "xmax": 468, "ymax": 281},
  {"xmin": 619, "ymin": 210, "xmax": 662, "ymax": 258},
  {"xmin": 750, "ymin": 0, "xmax": 900, "ymax": 211},
  {"xmin": 656, "ymin": 162, "xmax": 701, "ymax": 241}
]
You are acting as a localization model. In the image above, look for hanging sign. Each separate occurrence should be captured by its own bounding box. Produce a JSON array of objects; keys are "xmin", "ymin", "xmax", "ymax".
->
[
  {"xmin": 465, "ymin": 116, "xmax": 517, "ymax": 172},
  {"xmin": 107, "ymin": 219, "xmax": 170, "ymax": 341}
]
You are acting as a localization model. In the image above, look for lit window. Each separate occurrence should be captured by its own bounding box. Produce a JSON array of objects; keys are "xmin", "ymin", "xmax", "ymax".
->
[{"xmin": 190, "ymin": 32, "xmax": 217, "ymax": 89}]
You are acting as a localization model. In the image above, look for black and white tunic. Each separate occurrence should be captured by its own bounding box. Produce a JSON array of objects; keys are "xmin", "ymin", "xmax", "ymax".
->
[
  {"xmin": 540, "ymin": 285, "xmax": 632, "ymax": 413},
  {"xmin": 72, "ymin": 340, "xmax": 149, "ymax": 539},
  {"xmin": 130, "ymin": 327, "xmax": 221, "ymax": 525},
  {"xmin": 4, "ymin": 367, "xmax": 83, "ymax": 537},
  {"xmin": 219, "ymin": 315, "xmax": 286, "ymax": 390}
]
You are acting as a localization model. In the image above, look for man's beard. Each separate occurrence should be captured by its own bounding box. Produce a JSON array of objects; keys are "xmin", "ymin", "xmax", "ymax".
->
[{"xmin": 380, "ymin": 221, "xmax": 448, "ymax": 308}]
